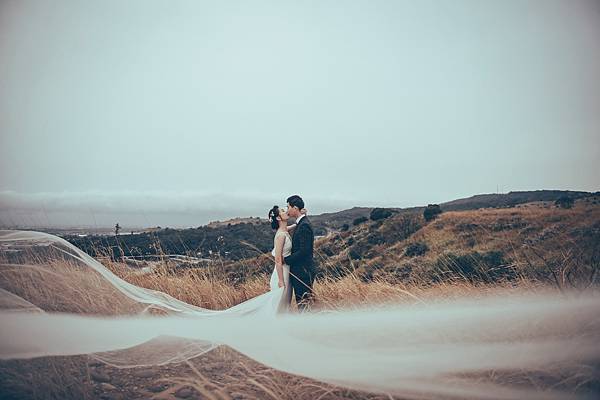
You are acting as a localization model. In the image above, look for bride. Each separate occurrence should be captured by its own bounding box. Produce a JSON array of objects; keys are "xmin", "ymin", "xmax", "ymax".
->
[
  {"xmin": 267, "ymin": 205, "xmax": 295, "ymax": 314},
  {"xmin": 222, "ymin": 205, "xmax": 305, "ymax": 316}
]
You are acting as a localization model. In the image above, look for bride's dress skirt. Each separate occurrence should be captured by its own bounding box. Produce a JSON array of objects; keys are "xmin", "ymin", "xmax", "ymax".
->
[
  {"xmin": 269, "ymin": 263, "xmax": 292, "ymax": 314},
  {"xmin": 226, "ymin": 230, "xmax": 293, "ymax": 316},
  {"xmin": 222, "ymin": 263, "xmax": 291, "ymax": 317}
]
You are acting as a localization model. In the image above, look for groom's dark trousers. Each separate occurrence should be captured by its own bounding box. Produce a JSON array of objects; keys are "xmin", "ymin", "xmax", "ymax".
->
[{"xmin": 284, "ymin": 216, "xmax": 315, "ymax": 311}]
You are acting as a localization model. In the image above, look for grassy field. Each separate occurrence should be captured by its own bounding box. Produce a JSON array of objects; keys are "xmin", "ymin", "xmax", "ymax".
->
[
  {"xmin": 1, "ymin": 199, "xmax": 599, "ymax": 399},
  {"xmin": 100, "ymin": 197, "xmax": 599, "ymax": 312}
]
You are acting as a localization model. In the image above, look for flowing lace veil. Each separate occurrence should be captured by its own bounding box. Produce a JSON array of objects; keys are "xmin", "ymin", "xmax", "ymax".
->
[{"xmin": 1, "ymin": 230, "xmax": 599, "ymax": 399}]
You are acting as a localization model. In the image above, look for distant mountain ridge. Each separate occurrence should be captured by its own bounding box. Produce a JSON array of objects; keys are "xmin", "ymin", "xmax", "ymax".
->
[
  {"xmin": 309, "ymin": 189, "xmax": 596, "ymax": 232},
  {"xmin": 440, "ymin": 190, "xmax": 593, "ymax": 211},
  {"xmin": 207, "ymin": 217, "xmax": 264, "ymax": 228},
  {"xmin": 63, "ymin": 189, "xmax": 597, "ymax": 262}
]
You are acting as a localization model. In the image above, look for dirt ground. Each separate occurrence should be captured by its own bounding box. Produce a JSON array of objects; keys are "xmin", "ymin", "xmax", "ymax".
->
[{"xmin": 0, "ymin": 346, "xmax": 397, "ymax": 400}]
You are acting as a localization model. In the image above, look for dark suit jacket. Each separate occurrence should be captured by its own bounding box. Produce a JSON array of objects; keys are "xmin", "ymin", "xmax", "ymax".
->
[{"xmin": 284, "ymin": 216, "xmax": 314, "ymax": 271}]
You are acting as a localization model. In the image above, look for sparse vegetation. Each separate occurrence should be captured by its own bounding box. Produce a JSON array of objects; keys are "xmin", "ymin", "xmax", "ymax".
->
[
  {"xmin": 2, "ymin": 196, "xmax": 600, "ymax": 400},
  {"xmin": 555, "ymin": 196, "xmax": 575, "ymax": 209},
  {"xmin": 65, "ymin": 221, "xmax": 274, "ymax": 262},
  {"xmin": 432, "ymin": 251, "xmax": 515, "ymax": 283},
  {"xmin": 369, "ymin": 207, "xmax": 393, "ymax": 221},
  {"xmin": 353, "ymin": 216, "xmax": 368, "ymax": 226},
  {"xmin": 423, "ymin": 204, "xmax": 442, "ymax": 221},
  {"xmin": 404, "ymin": 242, "xmax": 429, "ymax": 257}
]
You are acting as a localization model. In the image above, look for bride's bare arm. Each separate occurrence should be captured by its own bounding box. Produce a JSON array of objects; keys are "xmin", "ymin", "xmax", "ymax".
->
[
  {"xmin": 273, "ymin": 234, "xmax": 286, "ymax": 287},
  {"xmin": 286, "ymin": 223, "xmax": 297, "ymax": 234}
]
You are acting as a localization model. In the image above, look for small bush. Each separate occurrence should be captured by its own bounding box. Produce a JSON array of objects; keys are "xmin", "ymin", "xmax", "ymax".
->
[
  {"xmin": 348, "ymin": 247, "xmax": 362, "ymax": 260},
  {"xmin": 433, "ymin": 251, "xmax": 515, "ymax": 283},
  {"xmin": 555, "ymin": 196, "xmax": 574, "ymax": 209},
  {"xmin": 404, "ymin": 242, "xmax": 429, "ymax": 257},
  {"xmin": 369, "ymin": 208, "xmax": 393, "ymax": 221},
  {"xmin": 341, "ymin": 223, "xmax": 350, "ymax": 232},
  {"xmin": 359, "ymin": 263, "xmax": 382, "ymax": 282},
  {"xmin": 314, "ymin": 226, "xmax": 327, "ymax": 236},
  {"xmin": 423, "ymin": 204, "xmax": 442, "ymax": 221},
  {"xmin": 369, "ymin": 220, "xmax": 384, "ymax": 229},
  {"xmin": 319, "ymin": 246, "xmax": 336, "ymax": 257},
  {"xmin": 366, "ymin": 232, "xmax": 386, "ymax": 245},
  {"xmin": 383, "ymin": 215, "xmax": 422, "ymax": 243},
  {"xmin": 353, "ymin": 216, "xmax": 368, "ymax": 226},
  {"xmin": 390, "ymin": 264, "xmax": 413, "ymax": 282},
  {"xmin": 348, "ymin": 240, "xmax": 373, "ymax": 260}
]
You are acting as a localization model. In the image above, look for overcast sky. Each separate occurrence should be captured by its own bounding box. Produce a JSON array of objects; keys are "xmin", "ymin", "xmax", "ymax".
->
[{"xmin": 1, "ymin": 0, "xmax": 599, "ymax": 228}]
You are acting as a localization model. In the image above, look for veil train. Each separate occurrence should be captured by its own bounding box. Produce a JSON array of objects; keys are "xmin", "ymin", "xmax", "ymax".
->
[{"xmin": 1, "ymin": 230, "xmax": 599, "ymax": 399}]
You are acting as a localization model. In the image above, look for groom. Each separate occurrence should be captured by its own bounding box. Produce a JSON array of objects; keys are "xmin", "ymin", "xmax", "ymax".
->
[{"xmin": 284, "ymin": 194, "xmax": 315, "ymax": 312}]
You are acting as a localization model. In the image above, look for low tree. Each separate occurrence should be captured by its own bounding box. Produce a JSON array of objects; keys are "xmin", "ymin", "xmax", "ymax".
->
[
  {"xmin": 423, "ymin": 204, "xmax": 442, "ymax": 221},
  {"xmin": 370, "ymin": 207, "xmax": 393, "ymax": 221}
]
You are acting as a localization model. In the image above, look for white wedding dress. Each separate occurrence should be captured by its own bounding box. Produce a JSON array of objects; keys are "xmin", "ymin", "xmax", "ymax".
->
[
  {"xmin": 221, "ymin": 229, "xmax": 293, "ymax": 316},
  {"xmin": 268, "ymin": 230, "xmax": 293, "ymax": 314}
]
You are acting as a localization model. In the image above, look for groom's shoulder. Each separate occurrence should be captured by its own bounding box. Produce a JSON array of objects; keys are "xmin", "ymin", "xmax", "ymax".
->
[
  {"xmin": 300, "ymin": 216, "xmax": 311, "ymax": 225},
  {"xmin": 302, "ymin": 217, "xmax": 313, "ymax": 231}
]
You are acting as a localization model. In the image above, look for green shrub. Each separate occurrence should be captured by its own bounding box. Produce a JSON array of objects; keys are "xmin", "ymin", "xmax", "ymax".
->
[
  {"xmin": 370, "ymin": 208, "xmax": 393, "ymax": 221},
  {"xmin": 383, "ymin": 215, "xmax": 422, "ymax": 243},
  {"xmin": 348, "ymin": 240, "xmax": 372, "ymax": 260},
  {"xmin": 423, "ymin": 204, "xmax": 442, "ymax": 221},
  {"xmin": 366, "ymin": 232, "xmax": 386, "ymax": 245},
  {"xmin": 315, "ymin": 227, "xmax": 327, "ymax": 236},
  {"xmin": 353, "ymin": 216, "xmax": 368, "ymax": 226},
  {"xmin": 433, "ymin": 251, "xmax": 515, "ymax": 283},
  {"xmin": 405, "ymin": 242, "xmax": 429, "ymax": 257},
  {"xmin": 555, "ymin": 196, "xmax": 574, "ymax": 209}
]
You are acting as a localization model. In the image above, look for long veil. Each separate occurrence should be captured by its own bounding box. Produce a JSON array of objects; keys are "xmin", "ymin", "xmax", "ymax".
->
[{"xmin": 1, "ymin": 230, "xmax": 599, "ymax": 399}]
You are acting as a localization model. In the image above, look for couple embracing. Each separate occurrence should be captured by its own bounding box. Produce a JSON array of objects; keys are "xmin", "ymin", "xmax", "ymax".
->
[{"xmin": 267, "ymin": 195, "xmax": 315, "ymax": 313}]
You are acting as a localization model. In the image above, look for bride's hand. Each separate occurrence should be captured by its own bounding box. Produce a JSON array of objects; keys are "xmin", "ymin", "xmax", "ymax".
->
[
  {"xmin": 278, "ymin": 279, "xmax": 284, "ymax": 288},
  {"xmin": 300, "ymin": 208, "xmax": 307, "ymax": 215}
]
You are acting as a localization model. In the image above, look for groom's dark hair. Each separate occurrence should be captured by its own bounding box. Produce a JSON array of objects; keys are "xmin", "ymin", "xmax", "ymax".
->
[{"xmin": 286, "ymin": 195, "xmax": 304, "ymax": 210}]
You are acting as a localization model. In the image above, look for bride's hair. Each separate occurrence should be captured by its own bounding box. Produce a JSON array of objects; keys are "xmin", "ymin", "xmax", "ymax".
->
[{"xmin": 268, "ymin": 205, "xmax": 280, "ymax": 230}]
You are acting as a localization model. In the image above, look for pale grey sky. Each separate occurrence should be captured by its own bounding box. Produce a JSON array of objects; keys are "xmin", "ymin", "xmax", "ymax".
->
[{"xmin": 1, "ymin": 0, "xmax": 599, "ymax": 228}]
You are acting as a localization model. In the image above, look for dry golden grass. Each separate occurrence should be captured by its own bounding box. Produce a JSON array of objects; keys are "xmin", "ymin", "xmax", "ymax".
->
[
  {"xmin": 93, "ymin": 199, "xmax": 600, "ymax": 314},
  {"xmin": 0, "ymin": 259, "xmax": 145, "ymax": 315},
  {"xmin": 3, "ymin": 200, "xmax": 597, "ymax": 315},
  {"xmin": 406, "ymin": 200, "xmax": 599, "ymax": 261},
  {"xmin": 1, "ymin": 258, "xmax": 591, "ymax": 400},
  {"xmin": 103, "ymin": 261, "xmax": 269, "ymax": 310},
  {"xmin": 103, "ymin": 256, "xmax": 546, "ymax": 313},
  {"xmin": 311, "ymin": 199, "xmax": 600, "ymax": 290},
  {"xmin": 1, "ymin": 202, "xmax": 599, "ymax": 399}
]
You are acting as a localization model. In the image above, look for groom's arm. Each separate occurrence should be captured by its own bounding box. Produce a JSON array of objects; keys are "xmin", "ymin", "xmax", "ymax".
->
[{"xmin": 284, "ymin": 225, "xmax": 311, "ymax": 266}]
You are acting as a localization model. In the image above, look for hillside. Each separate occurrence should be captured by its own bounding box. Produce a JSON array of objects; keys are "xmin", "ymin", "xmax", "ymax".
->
[
  {"xmin": 310, "ymin": 207, "xmax": 383, "ymax": 233},
  {"xmin": 63, "ymin": 190, "xmax": 597, "ymax": 265},
  {"xmin": 311, "ymin": 189, "xmax": 595, "ymax": 233},
  {"xmin": 66, "ymin": 220, "xmax": 274, "ymax": 261},
  {"xmin": 206, "ymin": 217, "xmax": 265, "ymax": 228},
  {"xmin": 216, "ymin": 194, "xmax": 600, "ymax": 287},
  {"xmin": 440, "ymin": 190, "xmax": 593, "ymax": 211}
]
